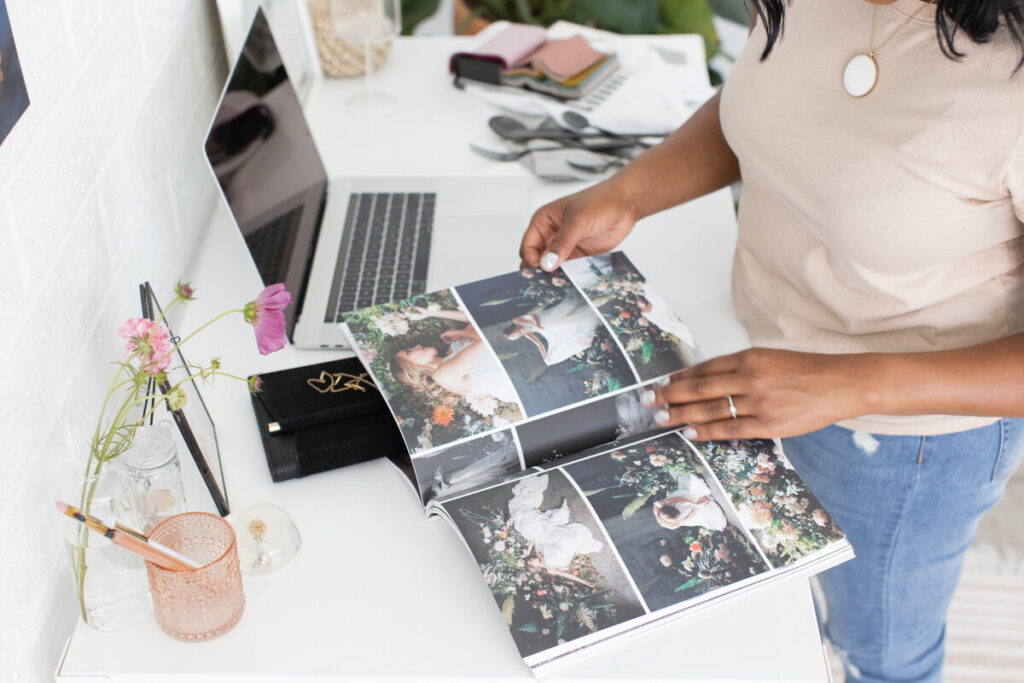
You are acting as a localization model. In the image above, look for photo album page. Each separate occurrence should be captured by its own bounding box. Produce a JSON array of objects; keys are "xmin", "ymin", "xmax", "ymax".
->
[{"xmin": 339, "ymin": 251, "xmax": 853, "ymax": 671}]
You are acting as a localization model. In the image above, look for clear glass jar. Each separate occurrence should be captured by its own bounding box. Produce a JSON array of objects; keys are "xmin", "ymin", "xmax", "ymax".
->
[{"xmin": 117, "ymin": 424, "xmax": 187, "ymax": 533}]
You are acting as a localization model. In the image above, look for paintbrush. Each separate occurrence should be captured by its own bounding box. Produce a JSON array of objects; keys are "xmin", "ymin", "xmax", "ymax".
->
[{"xmin": 56, "ymin": 501, "xmax": 200, "ymax": 571}]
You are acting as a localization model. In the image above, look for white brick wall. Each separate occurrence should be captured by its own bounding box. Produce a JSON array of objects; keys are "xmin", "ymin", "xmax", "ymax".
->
[{"xmin": 0, "ymin": 2, "xmax": 227, "ymax": 681}]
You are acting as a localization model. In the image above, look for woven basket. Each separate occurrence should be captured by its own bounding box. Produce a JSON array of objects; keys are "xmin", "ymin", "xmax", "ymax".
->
[{"xmin": 308, "ymin": 0, "xmax": 392, "ymax": 78}]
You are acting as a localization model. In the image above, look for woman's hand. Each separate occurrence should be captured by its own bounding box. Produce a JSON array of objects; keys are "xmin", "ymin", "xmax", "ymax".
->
[
  {"xmin": 643, "ymin": 349, "xmax": 872, "ymax": 441},
  {"xmin": 520, "ymin": 179, "xmax": 640, "ymax": 271}
]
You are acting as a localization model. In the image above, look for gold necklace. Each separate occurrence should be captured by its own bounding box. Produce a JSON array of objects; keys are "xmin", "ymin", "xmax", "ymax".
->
[{"xmin": 843, "ymin": 4, "xmax": 928, "ymax": 97}]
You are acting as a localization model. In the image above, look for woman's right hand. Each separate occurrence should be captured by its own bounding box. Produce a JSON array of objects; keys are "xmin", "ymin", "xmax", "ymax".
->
[{"xmin": 519, "ymin": 178, "xmax": 640, "ymax": 271}]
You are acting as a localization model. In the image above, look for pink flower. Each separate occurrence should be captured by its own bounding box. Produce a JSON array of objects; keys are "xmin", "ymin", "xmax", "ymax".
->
[
  {"xmin": 174, "ymin": 281, "xmax": 196, "ymax": 300},
  {"xmin": 243, "ymin": 284, "xmax": 291, "ymax": 355},
  {"xmin": 118, "ymin": 317, "xmax": 173, "ymax": 376}
]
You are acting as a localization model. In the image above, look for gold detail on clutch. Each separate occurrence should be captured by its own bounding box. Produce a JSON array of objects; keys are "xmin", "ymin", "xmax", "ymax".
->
[{"xmin": 306, "ymin": 370, "xmax": 377, "ymax": 394}]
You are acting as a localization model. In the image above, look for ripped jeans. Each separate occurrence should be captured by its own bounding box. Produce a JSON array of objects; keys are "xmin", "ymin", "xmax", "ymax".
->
[{"xmin": 783, "ymin": 420, "xmax": 1024, "ymax": 683}]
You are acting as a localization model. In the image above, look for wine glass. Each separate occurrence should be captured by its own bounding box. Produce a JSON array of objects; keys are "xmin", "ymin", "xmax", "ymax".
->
[{"xmin": 331, "ymin": 0, "xmax": 401, "ymax": 112}]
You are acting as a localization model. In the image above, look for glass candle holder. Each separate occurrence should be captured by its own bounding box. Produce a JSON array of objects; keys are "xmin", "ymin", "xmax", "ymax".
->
[{"xmin": 145, "ymin": 512, "xmax": 245, "ymax": 642}]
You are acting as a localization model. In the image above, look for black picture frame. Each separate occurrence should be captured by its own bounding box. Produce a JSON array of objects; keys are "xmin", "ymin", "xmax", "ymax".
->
[
  {"xmin": 140, "ymin": 283, "xmax": 231, "ymax": 516},
  {"xmin": 0, "ymin": 0, "xmax": 30, "ymax": 146}
]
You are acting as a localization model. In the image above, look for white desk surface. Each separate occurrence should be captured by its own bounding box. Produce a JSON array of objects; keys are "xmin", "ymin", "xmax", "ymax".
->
[{"xmin": 57, "ymin": 33, "xmax": 829, "ymax": 683}]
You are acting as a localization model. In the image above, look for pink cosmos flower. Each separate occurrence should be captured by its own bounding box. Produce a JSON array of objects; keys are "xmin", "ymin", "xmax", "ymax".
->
[
  {"xmin": 243, "ymin": 284, "xmax": 291, "ymax": 355},
  {"xmin": 174, "ymin": 281, "xmax": 196, "ymax": 300},
  {"xmin": 118, "ymin": 317, "xmax": 173, "ymax": 376}
]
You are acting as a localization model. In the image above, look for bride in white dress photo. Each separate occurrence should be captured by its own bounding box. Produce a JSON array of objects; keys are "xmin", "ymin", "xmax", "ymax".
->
[
  {"xmin": 652, "ymin": 472, "xmax": 727, "ymax": 531},
  {"xmin": 502, "ymin": 295, "xmax": 601, "ymax": 367},
  {"xmin": 390, "ymin": 307, "xmax": 520, "ymax": 409},
  {"xmin": 508, "ymin": 473, "xmax": 604, "ymax": 576}
]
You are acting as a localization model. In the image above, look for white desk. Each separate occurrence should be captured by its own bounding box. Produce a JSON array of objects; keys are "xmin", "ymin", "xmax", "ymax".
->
[{"xmin": 57, "ymin": 34, "xmax": 829, "ymax": 682}]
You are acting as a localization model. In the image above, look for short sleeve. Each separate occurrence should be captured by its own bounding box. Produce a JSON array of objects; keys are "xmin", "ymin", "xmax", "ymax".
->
[{"xmin": 1006, "ymin": 119, "xmax": 1024, "ymax": 224}]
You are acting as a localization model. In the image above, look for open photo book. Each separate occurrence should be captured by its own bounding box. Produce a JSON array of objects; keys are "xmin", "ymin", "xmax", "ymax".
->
[{"xmin": 339, "ymin": 251, "xmax": 853, "ymax": 673}]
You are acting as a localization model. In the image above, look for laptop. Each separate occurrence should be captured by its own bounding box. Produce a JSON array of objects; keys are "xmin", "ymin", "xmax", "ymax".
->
[{"xmin": 204, "ymin": 8, "xmax": 529, "ymax": 348}]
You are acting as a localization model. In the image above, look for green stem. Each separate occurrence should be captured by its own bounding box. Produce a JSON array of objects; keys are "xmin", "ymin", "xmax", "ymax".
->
[{"xmin": 153, "ymin": 310, "xmax": 243, "ymax": 370}]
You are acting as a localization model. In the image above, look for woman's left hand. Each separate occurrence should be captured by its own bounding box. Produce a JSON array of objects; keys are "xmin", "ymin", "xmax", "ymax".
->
[{"xmin": 643, "ymin": 348, "xmax": 870, "ymax": 441}]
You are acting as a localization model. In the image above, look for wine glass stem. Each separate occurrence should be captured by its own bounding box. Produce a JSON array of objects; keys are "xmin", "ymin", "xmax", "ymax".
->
[{"xmin": 363, "ymin": 37, "xmax": 373, "ymax": 95}]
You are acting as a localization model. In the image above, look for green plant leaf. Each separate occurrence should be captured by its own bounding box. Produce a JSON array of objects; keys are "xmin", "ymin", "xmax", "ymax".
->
[
  {"xmin": 400, "ymin": 0, "xmax": 441, "ymax": 34},
  {"xmin": 621, "ymin": 494, "xmax": 651, "ymax": 518},
  {"xmin": 641, "ymin": 341, "xmax": 653, "ymax": 363},
  {"xmin": 501, "ymin": 595, "xmax": 516, "ymax": 625},
  {"xmin": 570, "ymin": 0, "xmax": 660, "ymax": 34},
  {"xmin": 658, "ymin": 0, "xmax": 719, "ymax": 57},
  {"xmin": 674, "ymin": 576, "xmax": 702, "ymax": 592}
]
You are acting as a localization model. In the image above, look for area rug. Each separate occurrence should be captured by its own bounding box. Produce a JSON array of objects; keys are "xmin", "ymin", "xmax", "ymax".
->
[
  {"xmin": 825, "ymin": 543, "xmax": 1024, "ymax": 682},
  {"xmin": 944, "ymin": 543, "xmax": 1024, "ymax": 682}
]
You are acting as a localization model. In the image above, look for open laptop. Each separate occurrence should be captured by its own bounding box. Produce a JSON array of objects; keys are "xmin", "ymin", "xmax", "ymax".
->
[{"xmin": 204, "ymin": 8, "xmax": 529, "ymax": 348}]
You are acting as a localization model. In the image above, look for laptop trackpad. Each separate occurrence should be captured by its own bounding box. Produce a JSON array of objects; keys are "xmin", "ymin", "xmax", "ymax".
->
[{"xmin": 427, "ymin": 215, "xmax": 526, "ymax": 290}]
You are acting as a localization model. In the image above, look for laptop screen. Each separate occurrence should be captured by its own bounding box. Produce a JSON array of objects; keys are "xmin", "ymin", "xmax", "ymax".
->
[{"xmin": 204, "ymin": 8, "xmax": 327, "ymax": 338}]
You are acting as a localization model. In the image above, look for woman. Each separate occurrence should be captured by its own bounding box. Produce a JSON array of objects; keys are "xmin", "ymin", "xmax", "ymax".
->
[
  {"xmin": 508, "ymin": 474, "xmax": 604, "ymax": 570},
  {"xmin": 502, "ymin": 295, "xmax": 600, "ymax": 366},
  {"xmin": 391, "ymin": 307, "xmax": 518, "ymax": 405},
  {"xmin": 519, "ymin": 2, "xmax": 1024, "ymax": 681},
  {"xmin": 652, "ymin": 472, "xmax": 728, "ymax": 532}
]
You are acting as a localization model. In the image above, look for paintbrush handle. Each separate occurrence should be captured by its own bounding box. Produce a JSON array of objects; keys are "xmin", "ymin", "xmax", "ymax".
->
[
  {"xmin": 57, "ymin": 501, "xmax": 195, "ymax": 571},
  {"xmin": 111, "ymin": 532, "xmax": 194, "ymax": 571}
]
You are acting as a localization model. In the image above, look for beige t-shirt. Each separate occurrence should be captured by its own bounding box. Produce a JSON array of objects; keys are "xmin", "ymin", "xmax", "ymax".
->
[{"xmin": 719, "ymin": 0, "xmax": 1024, "ymax": 436}]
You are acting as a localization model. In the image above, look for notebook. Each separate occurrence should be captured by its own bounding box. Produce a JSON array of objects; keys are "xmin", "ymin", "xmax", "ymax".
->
[{"xmin": 204, "ymin": 8, "xmax": 529, "ymax": 349}]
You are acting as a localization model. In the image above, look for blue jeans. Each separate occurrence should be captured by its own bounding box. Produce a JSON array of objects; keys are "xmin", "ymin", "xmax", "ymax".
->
[{"xmin": 783, "ymin": 420, "xmax": 1024, "ymax": 683}]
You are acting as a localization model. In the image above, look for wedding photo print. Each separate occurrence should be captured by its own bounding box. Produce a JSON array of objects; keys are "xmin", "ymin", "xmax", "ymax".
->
[
  {"xmin": 563, "ymin": 434, "xmax": 769, "ymax": 612},
  {"xmin": 456, "ymin": 268, "xmax": 636, "ymax": 417},
  {"xmin": 412, "ymin": 428, "xmax": 523, "ymax": 503},
  {"xmin": 342, "ymin": 289, "xmax": 524, "ymax": 454},
  {"xmin": 562, "ymin": 252, "xmax": 699, "ymax": 381},
  {"xmin": 696, "ymin": 439, "xmax": 846, "ymax": 566},
  {"xmin": 444, "ymin": 469, "xmax": 646, "ymax": 659},
  {"xmin": 515, "ymin": 387, "xmax": 660, "ymax": 468}
]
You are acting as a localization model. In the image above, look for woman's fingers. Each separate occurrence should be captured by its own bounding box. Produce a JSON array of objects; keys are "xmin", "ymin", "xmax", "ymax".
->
[
  {"xmin": 681, "ymin": 417, "xmax": 762, "ymax": 442},
  {"xmin": 651, "ymin": 394, "xmax": 742, "ymax": 427},
  {"xmin": 636, "ymin": 348, "xmax": 863, "ymax": 441},
  {"xmin": 643, "ymin": 355, "xmax": 745, "ymax": 407},
  {"xmin": 520, "ymin": 217, "xmax": 555, "ymax": 268}
]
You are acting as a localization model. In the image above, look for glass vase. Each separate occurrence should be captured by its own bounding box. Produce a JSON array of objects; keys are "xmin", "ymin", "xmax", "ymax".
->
[{"xmin": 54, "ymin": 460, "xmax": 151, "ymax": 630}]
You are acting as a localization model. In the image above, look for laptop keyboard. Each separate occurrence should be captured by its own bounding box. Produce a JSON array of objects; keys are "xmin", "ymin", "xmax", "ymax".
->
[
  {"xmin": 245, "ymin": 205, "xmax": 303, "ymax": 285},
  {"xmin": 325, "ymin": 192, "xmax": 435, "ymax": 322}
]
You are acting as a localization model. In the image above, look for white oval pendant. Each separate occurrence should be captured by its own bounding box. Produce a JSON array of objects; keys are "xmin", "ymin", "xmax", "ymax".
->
[{"xmin": 843, "ymin": 54, "xmax": 878, "ymax": 98}]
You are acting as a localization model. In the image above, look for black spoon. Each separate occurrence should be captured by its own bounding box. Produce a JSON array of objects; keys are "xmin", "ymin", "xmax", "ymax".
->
[
  {"xmin": 488, "ymin": 115, "xmax": 604, "ymax": 142},
  {"xmin": 561, "ymin": 110, "xmax": 668, "ymax": 143}
]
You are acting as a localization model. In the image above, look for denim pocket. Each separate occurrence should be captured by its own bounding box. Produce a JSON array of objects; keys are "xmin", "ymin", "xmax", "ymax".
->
[{"xmin": 992, "ymin": 419, "xmax": 1024, "ymax": 484}]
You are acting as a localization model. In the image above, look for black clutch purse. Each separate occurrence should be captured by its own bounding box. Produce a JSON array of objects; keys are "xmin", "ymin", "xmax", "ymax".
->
[{"xmin": 249, "ymin": 357, "xmax": 405, "ymax": 481}]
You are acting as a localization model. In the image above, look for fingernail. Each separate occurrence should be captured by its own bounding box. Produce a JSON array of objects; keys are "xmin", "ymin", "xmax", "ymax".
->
[
  {"xmin": 641, "ymin": 390, "xmax": 656, "ymax": 406},
  {"xmin": 656, "ymin": 376, "xmax": 671, "ymax": 387},
  {"xmin": 540, "ymin": 252, "xmax": 559, "ymax": 271},
  {"xmin": 682, "ymin": 427, "xmax": 697, "ymax": 440},
  {"xmin": 654, "ymin": 409, "xmax": 670, "ymax": 424}
]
